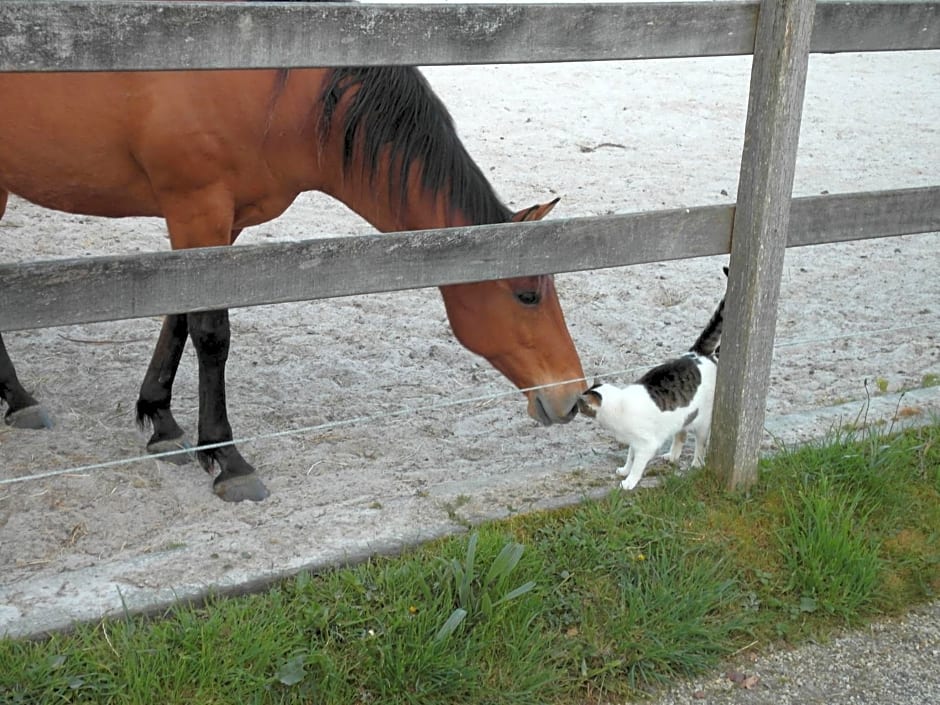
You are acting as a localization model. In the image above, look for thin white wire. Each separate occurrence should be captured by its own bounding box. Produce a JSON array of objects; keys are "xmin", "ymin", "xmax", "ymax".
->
[
  {"xmin": 1, "ymin": 317, "xmax": 936, "ymax": 487},
  {"xmin": 0, "ymin": 369, "xmax": 639, "ymax": 487}
]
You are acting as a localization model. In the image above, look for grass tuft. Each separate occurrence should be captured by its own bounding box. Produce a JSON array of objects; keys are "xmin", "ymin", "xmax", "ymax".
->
[{"xmin": 777, "ymin": 474, "xmax": 883, "ymax": 620}]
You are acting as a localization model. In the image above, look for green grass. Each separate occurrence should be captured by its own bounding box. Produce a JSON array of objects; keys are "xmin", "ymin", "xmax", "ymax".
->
[
  {"xmin": 2, "ymin": 423, "xmax": 938, "ymax": 705},
  {"xmin": 777, "ymin": 474, "xmax": 883, "ymax": 619}
]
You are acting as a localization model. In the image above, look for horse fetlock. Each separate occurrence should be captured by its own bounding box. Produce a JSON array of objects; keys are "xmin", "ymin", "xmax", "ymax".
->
[
  {"xmin": 198, "ymin": 445, "xmax": 254, "ymax": 476},
  {"xmin": 196, "ymin": 449, "xmax": 217, "ymax": 474},
  {"xmin": 136, "ymin": 400, "xmax": 184, "ymax": 435}
]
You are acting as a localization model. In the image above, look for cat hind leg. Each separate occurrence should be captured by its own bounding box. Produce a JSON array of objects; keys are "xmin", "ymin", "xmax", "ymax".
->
[
  {"xmin": 661, "ymin": 430, "xmax": 687, "ymax": 463},
  {"xmin": 690, "ymin": 427, "xmax": 711, "ymax": 468}
]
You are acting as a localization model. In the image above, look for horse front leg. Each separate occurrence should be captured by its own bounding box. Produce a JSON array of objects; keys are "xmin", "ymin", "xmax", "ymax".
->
[
  {"xmin": 0, "ymin": 332, "xmax": 53, "ymax": 429},
  {"xmin": 1, "ymin": 189, "xmax": 52, "ymax": 429},
  {"xmin": 187, "ymin": 309, "xmax": 269, "ymax": 502},
  {"xmin": 136, "ymin": 313, "xmax": 193, "ymax": 463}
]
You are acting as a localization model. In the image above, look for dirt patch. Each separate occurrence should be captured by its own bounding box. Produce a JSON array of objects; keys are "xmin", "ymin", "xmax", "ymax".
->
[{"xmin": 2, "ymin": 53, "xmax": 939, "ymax": 636}]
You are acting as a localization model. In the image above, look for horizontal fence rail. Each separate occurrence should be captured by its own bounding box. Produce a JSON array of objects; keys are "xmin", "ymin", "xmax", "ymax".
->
[
  {"xmin": 2, "ymin": 186, "xmax": 938, "ymax": 332},
  {"xmin": 1, "ymin": 1, "xmax": 938, "ymax": 71}
]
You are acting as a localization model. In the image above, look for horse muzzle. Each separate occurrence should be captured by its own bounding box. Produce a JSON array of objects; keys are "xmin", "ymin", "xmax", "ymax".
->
[{"xmin": 527, "ymin": 387, "xmax": 581, "ymax": 426}]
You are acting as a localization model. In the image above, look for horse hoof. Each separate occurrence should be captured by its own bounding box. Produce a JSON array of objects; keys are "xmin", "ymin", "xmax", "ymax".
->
[
  {"xmin": 146, "ymin": 437, "xmax": 195, "ymax": 465},
  {"xmin": 213, "ymin": 474, "xmax": 271, "ymax": 503},
  {"xmin": 5, "ymin": 404, "xmax": 54, "ymax": 430}
]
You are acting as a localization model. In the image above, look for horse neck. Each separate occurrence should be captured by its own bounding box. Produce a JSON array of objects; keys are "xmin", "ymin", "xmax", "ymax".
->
[
  {"xmin": 307, "ymin": 66, "xmax": 513, "ymax": 233},
  {"xmin": 320, "ymin": 158, "xmax": 500, "ymax": 233}
]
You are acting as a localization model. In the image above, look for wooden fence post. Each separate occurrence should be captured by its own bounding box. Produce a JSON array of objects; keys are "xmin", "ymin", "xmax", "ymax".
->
[{"xmin": 707, "ymin": 0, "xmax": 816, "ymax": 489}]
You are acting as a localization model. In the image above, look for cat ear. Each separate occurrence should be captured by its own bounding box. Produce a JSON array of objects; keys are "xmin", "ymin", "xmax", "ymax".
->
[{"xmin": 588, "ymin": 377, "xmax": 604, "ymax": 390}]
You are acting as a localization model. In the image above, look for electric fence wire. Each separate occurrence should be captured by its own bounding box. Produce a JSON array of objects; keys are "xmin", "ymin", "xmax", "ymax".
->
[{"xmin": 1, "ymin": 318, "xmax": 938, "ymax": 487}]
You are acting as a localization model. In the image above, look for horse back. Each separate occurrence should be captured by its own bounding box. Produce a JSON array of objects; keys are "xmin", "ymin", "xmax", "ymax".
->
[{"xmin": 0, "ymin": 70, "xmax": 330, "ymax": 223}]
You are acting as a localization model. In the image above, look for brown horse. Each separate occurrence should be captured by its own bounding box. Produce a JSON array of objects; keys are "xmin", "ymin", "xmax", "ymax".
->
[{"xmin": 0, "ymin": 62, "xmax": 586, "ymax": 501}]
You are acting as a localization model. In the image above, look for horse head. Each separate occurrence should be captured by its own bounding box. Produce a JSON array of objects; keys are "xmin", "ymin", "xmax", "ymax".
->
[{"xmin": 439, "ymin": 198, "xmax": 586, "ymax": 425}]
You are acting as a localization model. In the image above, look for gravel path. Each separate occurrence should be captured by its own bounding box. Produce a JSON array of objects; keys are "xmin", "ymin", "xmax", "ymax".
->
[{"xmin": 649, "ymin": 601, "xmax": 940, "ymax": 705}]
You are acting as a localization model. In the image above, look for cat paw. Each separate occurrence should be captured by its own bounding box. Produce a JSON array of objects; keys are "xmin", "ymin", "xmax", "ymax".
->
[
  {"xmin": 616, "ymin": 466, "xmax": 630, "ymax": 477},
  {"xmin": 659, "ymin": 453, "xmax": 680, "ymax": 464},
  {"xmin": 620, "ymin": 476, "xmax": 641, "ymax": 491}
]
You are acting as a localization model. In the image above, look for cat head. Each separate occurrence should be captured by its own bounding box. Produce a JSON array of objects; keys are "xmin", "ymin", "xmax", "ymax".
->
[{"xmin": 577, "ymin": 381, "xmax": 609, "ymax": 418}]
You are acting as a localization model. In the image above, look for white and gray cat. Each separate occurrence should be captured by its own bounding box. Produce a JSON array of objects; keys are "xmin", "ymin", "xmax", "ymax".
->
[{"xmin": 578, "ymin": 268, "xmax": 728, "ymax": 490}]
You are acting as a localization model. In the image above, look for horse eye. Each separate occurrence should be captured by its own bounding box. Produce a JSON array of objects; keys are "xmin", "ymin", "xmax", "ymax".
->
[{"xmin": 515, "ymin": 290, "xmax": 541, "ymax": 306}]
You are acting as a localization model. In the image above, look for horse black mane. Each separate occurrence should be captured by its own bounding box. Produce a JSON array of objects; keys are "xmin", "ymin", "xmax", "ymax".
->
[
  {"xmin": 318, "ymin": 66, "xmax": 513, "ymax": 225},
  {"xmin": 255, "ymin": 1, "xmax": 511, "ymax": 224}
]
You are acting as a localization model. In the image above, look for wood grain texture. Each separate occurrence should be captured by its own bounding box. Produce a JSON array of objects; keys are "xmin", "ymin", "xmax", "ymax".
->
[
  {"xmin": 811, "ymin": 1, "xmax": 940, "ymax": 53},
  {"xmin": 0, "ymin": 2, "xmax": 760, "ymax": 71},
  {"xmin": 0, "ymin": 2, "xmax": 937, "ymax": 72},
  {"xmin": 2, "ymin": 187, "xmax": 938, "ymax": 333},
  {"xmin": 707, "ymin": 0, "xmax": 817, "ymax": 490},
  {"xmin": 789, "ymin": 187, "xmax": 940, "ymax": 246},
  {"xmin": 0, "ymin": 206, "xmax": 734, "ymax": 332}
]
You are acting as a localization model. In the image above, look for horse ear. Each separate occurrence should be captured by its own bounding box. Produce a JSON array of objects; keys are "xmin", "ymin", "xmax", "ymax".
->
[{"xmin": 511, "ymin": 197, "xmax": 560, "ymax": 222}]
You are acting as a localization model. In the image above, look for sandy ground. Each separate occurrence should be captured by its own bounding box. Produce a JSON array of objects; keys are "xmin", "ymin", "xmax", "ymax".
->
[{"xmin": 1, "ymin": 45, "xmax": 939, "ymax": 637}]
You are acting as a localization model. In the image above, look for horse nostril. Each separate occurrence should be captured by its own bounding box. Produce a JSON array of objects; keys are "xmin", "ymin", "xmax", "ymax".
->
[
  {"xmin": 531, "ymin": 391, "xmax": 580, "ymax": 425},
  {"xmin": 534, "ymin": 396, "xmax": 552, "ymax": 426}
]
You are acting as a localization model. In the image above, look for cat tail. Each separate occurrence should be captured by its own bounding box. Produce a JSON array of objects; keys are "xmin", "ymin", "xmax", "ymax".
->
[
  {"xmin": 690, "ymin": 266, "xmax": 729, "ymax": 357},
  {"xmin": 690, "ymin": 297, "xmax": 725, "ymax": 357}
]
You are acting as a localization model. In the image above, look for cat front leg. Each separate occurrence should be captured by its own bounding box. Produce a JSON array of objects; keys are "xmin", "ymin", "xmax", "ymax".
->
[
  {"xmin": 616, "ymin": 446, "xmax": 636, "ymax": 477},
  {"xmin": 620, "ymin": 445, "xmax": 656, "ymax": 491}
]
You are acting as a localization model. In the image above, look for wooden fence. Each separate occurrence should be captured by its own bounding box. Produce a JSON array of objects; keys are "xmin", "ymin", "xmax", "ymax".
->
[{"xmin": 1, "ymin": 1, "xmax": 939, "ymax": 489}]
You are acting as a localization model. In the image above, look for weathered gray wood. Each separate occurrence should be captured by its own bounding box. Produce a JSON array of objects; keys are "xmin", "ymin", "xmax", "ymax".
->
[
  {"xmin": 788, "ymin": 187, "xmax": 940, "ymax": 246},
  {"xmin": 2, "ymin": 187, "xmax": 938, "ymax": 332},
  {"xmin": 0, "ymin": 206, "xmax": 735, "ymax": 332},
  {"xmin": 0, "ymin": 2, "xmax": 937, "ymax": 72},
  {"xmin": 707, "ymin": 0, "xmax": 816, "ymax": 490},
  {"xmin": 0, "ymin": 2, "xmax": 760, "ymax": 71},
  {"xmin": 812, "ymin": 1, "xmax": 940, "ymax": 53}
]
